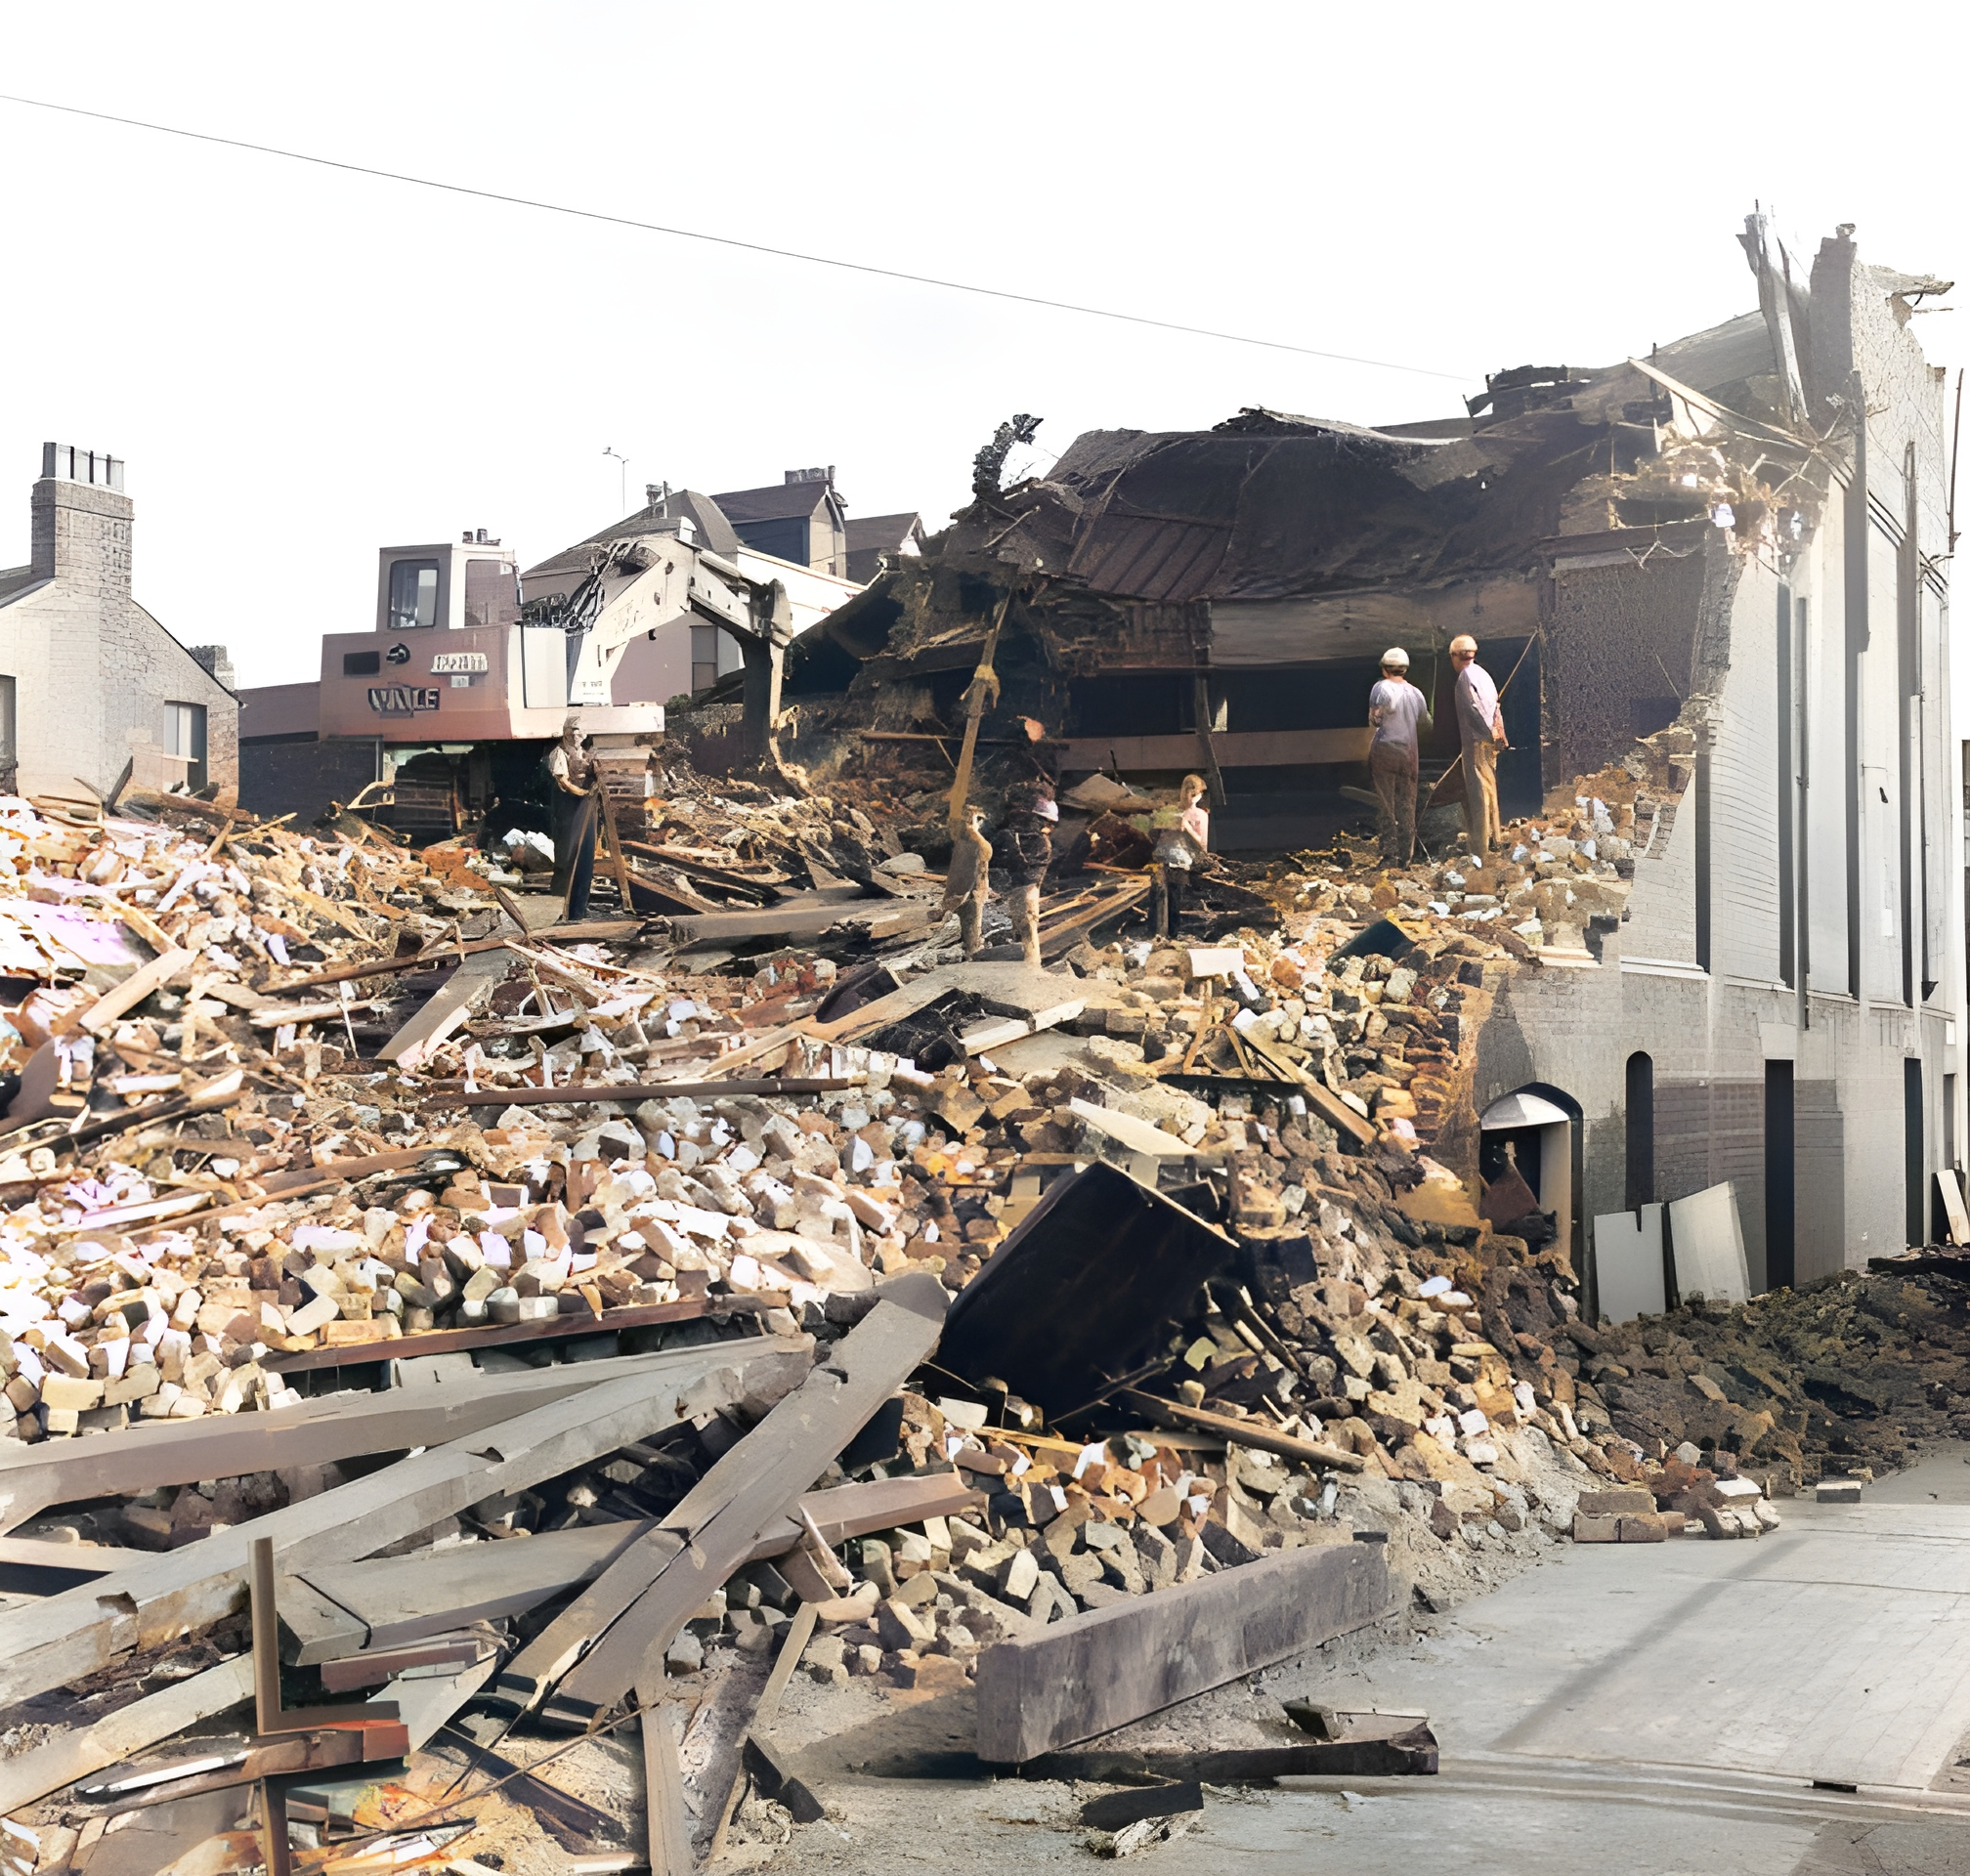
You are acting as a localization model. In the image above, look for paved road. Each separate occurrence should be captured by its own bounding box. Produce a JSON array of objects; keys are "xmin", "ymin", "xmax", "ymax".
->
[{"xmin": 764, "ymin": 1446, "xmax": 1970, "ymax": 1874}]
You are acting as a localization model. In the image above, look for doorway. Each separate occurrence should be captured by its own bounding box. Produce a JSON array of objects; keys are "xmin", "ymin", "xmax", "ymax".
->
[{"xmin": 1479, "ymin": 1086, "xmax": 1579, "ymax": 1271}]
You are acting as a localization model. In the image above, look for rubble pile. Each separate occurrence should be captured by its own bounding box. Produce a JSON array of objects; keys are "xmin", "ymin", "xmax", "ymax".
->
[{"xmin": 0, "ymin": 769, "xmax": 1963, "ymax": 1872}]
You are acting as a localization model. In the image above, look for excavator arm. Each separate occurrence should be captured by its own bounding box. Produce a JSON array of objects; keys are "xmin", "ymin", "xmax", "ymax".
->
[{"xmin": 529, "ymin": 533, "xmax": 793, "ymax": 760}]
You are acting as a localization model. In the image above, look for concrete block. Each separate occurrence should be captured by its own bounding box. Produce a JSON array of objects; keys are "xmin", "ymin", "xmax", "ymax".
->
[
  {"xmin": 1572, "ymin": 1514, "xmax": 1621, "ymax": 1543},
  {"xmin": 974, "ymin": 1542, "xmax": 1392, "ymax": 1764},
  {"xmin": 1576, "ymin": 1488, "xmax": 1654, "ymax": 1516}
]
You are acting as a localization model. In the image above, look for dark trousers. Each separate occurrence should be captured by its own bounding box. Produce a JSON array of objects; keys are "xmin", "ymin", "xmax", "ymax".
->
[
  {"xmin": 550, "ymin": 792, "xmax": 598, "ymax": 918},
  {"xmin": 1154, "ymin": 863, "xmax": 1189, "ymax": 936}
]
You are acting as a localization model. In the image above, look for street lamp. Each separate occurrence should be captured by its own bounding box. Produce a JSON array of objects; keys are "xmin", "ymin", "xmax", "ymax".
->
[{"xmin": 603, "ymin": 446, "xmax": 630, "ymax": 514}]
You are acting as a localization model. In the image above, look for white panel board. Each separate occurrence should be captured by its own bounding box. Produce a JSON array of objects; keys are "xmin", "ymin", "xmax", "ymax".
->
[
  {"xmin": 1668, "ymin": 1181, "xmax": 1750, "ymax": 1304},
  {"xmin": 1593, "ymin": 1204, "xmax": 1665, "ymax": 1323}
]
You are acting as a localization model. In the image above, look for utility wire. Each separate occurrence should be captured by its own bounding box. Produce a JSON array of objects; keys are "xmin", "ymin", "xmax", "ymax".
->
[{"xmin": 0, "ymin": 91, "xmax": 1473, "ymax": 385}]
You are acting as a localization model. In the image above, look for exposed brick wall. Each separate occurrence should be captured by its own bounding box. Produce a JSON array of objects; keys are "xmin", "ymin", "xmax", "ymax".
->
[{"xmin": 1542, "ymin": 549, "xmax": 1713, "ymax": 785}]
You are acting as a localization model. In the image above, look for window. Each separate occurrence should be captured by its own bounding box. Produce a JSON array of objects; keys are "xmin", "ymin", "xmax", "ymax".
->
[
  {"xmin": 165, "ymin": 702, "xmax": 207, "ymax": 793},
  {"xmin": 1624, "ymin": 1051, "xmax": 1654, "ymax": 1210},
  {"xmin": 691, "ymin": 624, "xmax": 719, "ymax": 695},
  {"xmin": 342, "ymin": 650, "xmax": 381, "ymax": 676},
  {"xmin": 388, "ymin": 559, "xmax": 442, "ymax": 630},
  {"xmin": 463, "ymin": 559, "xmax": 519, "ymax": 630}
]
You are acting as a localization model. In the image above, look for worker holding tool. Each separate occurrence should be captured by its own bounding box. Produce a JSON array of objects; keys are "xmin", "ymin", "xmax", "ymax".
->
[
  {"xmin": 996, "ymin": 778, "xmax": 1058, "ymax": 965},
  {"xmin": 1151, "ymin": 772, "xmax": 1211, "ymax": 937},
  {"xmin": 1449, "ymin": 634, "xmax": 1509, "ymax": 855},
  {"xmin": 1367, "ymin": 646, "xmax": 1431, "ymax": 866},
  {"xmin": 545, "ymin": 716, "xmax": 600, "ymax": 918}
]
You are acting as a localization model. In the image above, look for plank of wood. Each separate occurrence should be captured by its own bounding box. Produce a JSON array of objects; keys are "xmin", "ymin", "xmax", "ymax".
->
[
  {"xmin": 754, "ymin": 1604, "xmax": 819, "ymax": 1734},
  {"xmin": 427, "ymin": 1078, "xmax": 858, "ymax": 1108},
  {"xmin": 377, "ymin": 947, "xmax": 514, "ymax": 1068},
  {"xmin": 0, "ymin": 1654, "xmax": 255, "ymax": 1817},
  {"xmin": 1068, "ymin": 1097, "xmax": 1194, "ymax": 1160},
  {"xmin": 1117, "ymin": 1390, "xmax": 1365, "ymax": 1472},
  {"xmin": 287, "ymin": 1471, "xmax": 983, "ymax": 1664},
  {"xmin": 320, "ymin": 1638, "xmax": 487, "ymax": 1693},
  {"xmin": 973, "ymin": 1543, "xmax": 1395, "ymax": 1763},
  {"xmin": 657, "ymin": 900, "xmax": 934, "ymax": 946},
  {"xmin": 639, "ymin": 1707, "xmax": 695, "ymax": 1876},
  {"xmin": 72, "ymin": 946, "xmax": 197, "ymax": 1037},
  {"xmin": 489, "ymin": 1273, "xmax": 947, "ymax": 1728},
  {"xmin": 1191, "ymin": 674, "xmax": 1227, "ymax": 810},
  {"xmin": 0, "ymin": 1534, "xmax": 131, "ymax": 1572},
  {"xmin": 386, "ymin": 1654, "xmax": 498, "ymax": 1753},
  {"xmin": 257, "ymin": 1146, "xmax": 449, "ymax": 1194},
  {"xmin": 264, "ymin": 921, "xmax": 642, "ymax": 995},
  {"xmin": 0, "ymin": 1342, "xmax": 812, "ymax": 1709},
  {"xmin": 0, "ymin": 1341, "xmax": 771, "ymax": 1531},
  {"xmin": 260, "ymin": 1294, "xmax": 782, "ymax": 1374}
]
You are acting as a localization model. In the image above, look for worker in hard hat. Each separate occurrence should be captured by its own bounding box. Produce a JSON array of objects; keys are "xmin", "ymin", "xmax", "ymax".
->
[
  {"xmin": 1367, "ymin": 647, "xmax": 1431, "ymax": 866},
  {"xmin": 1449, "ymin": 634, "xmax": 1508, "ymax": 854}
]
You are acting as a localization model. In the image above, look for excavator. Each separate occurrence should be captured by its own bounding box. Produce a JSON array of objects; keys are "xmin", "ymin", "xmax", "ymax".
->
[{"xmin": 312, "ymin": 519, "xmax": 796, "ymax": 839}]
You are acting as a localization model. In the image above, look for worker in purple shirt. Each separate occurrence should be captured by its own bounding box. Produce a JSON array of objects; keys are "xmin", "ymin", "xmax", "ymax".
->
[
  {"xmin": 1449, "ymin": 634, "xmax": 1508, "ymax": 854},
  {"xmin": 1367, "ymin": 647, "xmax": 1431, "ymax": 865}
]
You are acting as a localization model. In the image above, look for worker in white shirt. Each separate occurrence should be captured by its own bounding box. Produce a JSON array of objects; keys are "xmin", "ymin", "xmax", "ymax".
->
[
  {"xmin": 1449, "ymin": 633, "xmax": 1508, "ymax": 854},
  {"xmin": 1367, "ymin": 647, "xmax": 1431, "ymax": 866}
]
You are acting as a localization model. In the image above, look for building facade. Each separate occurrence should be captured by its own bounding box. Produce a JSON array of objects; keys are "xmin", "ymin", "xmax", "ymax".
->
[
  {"xmin": 800, "ymin": 217, "xmax": 1961, "ymax": 1294},
  {"xmin": 0, "ymin": 445, "xmax": 236, "ymax": 801}
]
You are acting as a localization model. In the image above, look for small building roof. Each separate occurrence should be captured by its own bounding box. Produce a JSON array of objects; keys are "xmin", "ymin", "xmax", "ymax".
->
[{"xmin": 712, "ymin": 481, "xmax": 838, "ymax": 525}]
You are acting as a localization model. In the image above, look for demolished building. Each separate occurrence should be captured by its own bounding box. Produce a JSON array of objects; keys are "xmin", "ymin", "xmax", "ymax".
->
[{"xmin": 776, "ymin": 218, "xmax": 1961, "ymax": 1299}]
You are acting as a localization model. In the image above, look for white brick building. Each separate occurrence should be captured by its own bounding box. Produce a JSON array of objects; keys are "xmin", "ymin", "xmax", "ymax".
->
[{"xmin": 0, "ymin": 445, "xmax": 236, "ymax": 801}]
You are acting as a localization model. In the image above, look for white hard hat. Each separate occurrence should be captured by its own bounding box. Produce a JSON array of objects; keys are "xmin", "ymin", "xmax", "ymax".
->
[{"xmin": 1381, "ymin": 647, "xmax": 1410, "ymax": 669}]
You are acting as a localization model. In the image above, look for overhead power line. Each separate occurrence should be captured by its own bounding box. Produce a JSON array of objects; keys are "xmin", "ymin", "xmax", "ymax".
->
[{"xmin": 0, "ymin": 91, "xmax": 1473, "ymax": 386}]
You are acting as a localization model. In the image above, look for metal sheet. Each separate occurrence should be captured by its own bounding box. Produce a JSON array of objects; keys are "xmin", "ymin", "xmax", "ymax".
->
[{"xmin": 937, "ymin": 1162, "xmax": 1236, "ymax": 1423}]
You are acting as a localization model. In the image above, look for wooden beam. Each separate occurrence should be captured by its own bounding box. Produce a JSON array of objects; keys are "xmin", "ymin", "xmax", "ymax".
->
[
  {"xmin": 426, "ymin": 1078, "xmax": 857, "ymax": 1108},
  {"xmin": 1191, "ymin": 675, "xmax": 1227, "ymax": 810},
  {"xmin": 656, "ymin": 900, "xmax": 934, "ymax": 947},
  {"xmin": 284, "ymin": 1471, "xmax": 984, "ymax": 1663},
  {"xmin": 0, "ymin": 1654, "xmax": 255, "ymax": 1818},
  {"xmin": 263, "ymin": 921, "xmax": 641, "ymax": 996},
  {"xmin": 72, "ymin": 946, "xmax": 197, "ymax": 1037},
  {"xmin": 0, "ymin": 1341, "xmax": 772, "ymax": 1531},
  {"xmin": 947, "ymin": 594, "xmax": 1011, "ymax": 834},
  {"xmin": 1117, "ymin": 1390, "xmax": 1364, "ymax": 1471},
  {"xmin": 973, "ymin": 1543, "xmax": 1395, "ymax": 1763},
  {"xmin": 376, "ymin": 946, "xmax": 514, "ymax": 1069},
  {"xmin": 639, "ymin": 1705, "xmax": 695, "ymax": 1876},
  {"xmin": 261, "ymin": 1295, "xmax": 783, "ymax": 1375},
  {"xmin": 489, "ymin": 1272, "xmax": 946, "ymax": 1729},
  {"xmin": 0, "ymin": 1341, "xmax": 812, "ymax": 1710}
]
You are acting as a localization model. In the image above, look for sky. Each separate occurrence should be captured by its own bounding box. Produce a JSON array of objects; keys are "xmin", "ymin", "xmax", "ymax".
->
[{"xmin": 0, "ymin": 1, "xmax": 1965, "ymax": 688}]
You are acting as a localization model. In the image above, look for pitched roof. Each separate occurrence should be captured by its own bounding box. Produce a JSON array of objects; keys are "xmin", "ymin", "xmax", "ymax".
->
[
  {"xmin": 845, "ymin": 513, "xmax": 921, "ymax": 555},
  {"xmin": 524, "ymin": 490, "xmax": 742, "ymax": 583},
  {"xmin": 712, "ymin": 481, "xmax": 837, "ymax": 524}
]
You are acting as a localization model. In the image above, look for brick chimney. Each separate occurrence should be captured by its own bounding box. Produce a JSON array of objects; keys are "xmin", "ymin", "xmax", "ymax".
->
[
  {"xmin": 32, "ymin": 444, "xmax": 131, "ymax": 593},
  {"xmin": 189, "ymin": 645, "xmax": 236, "ymax": 690}
]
